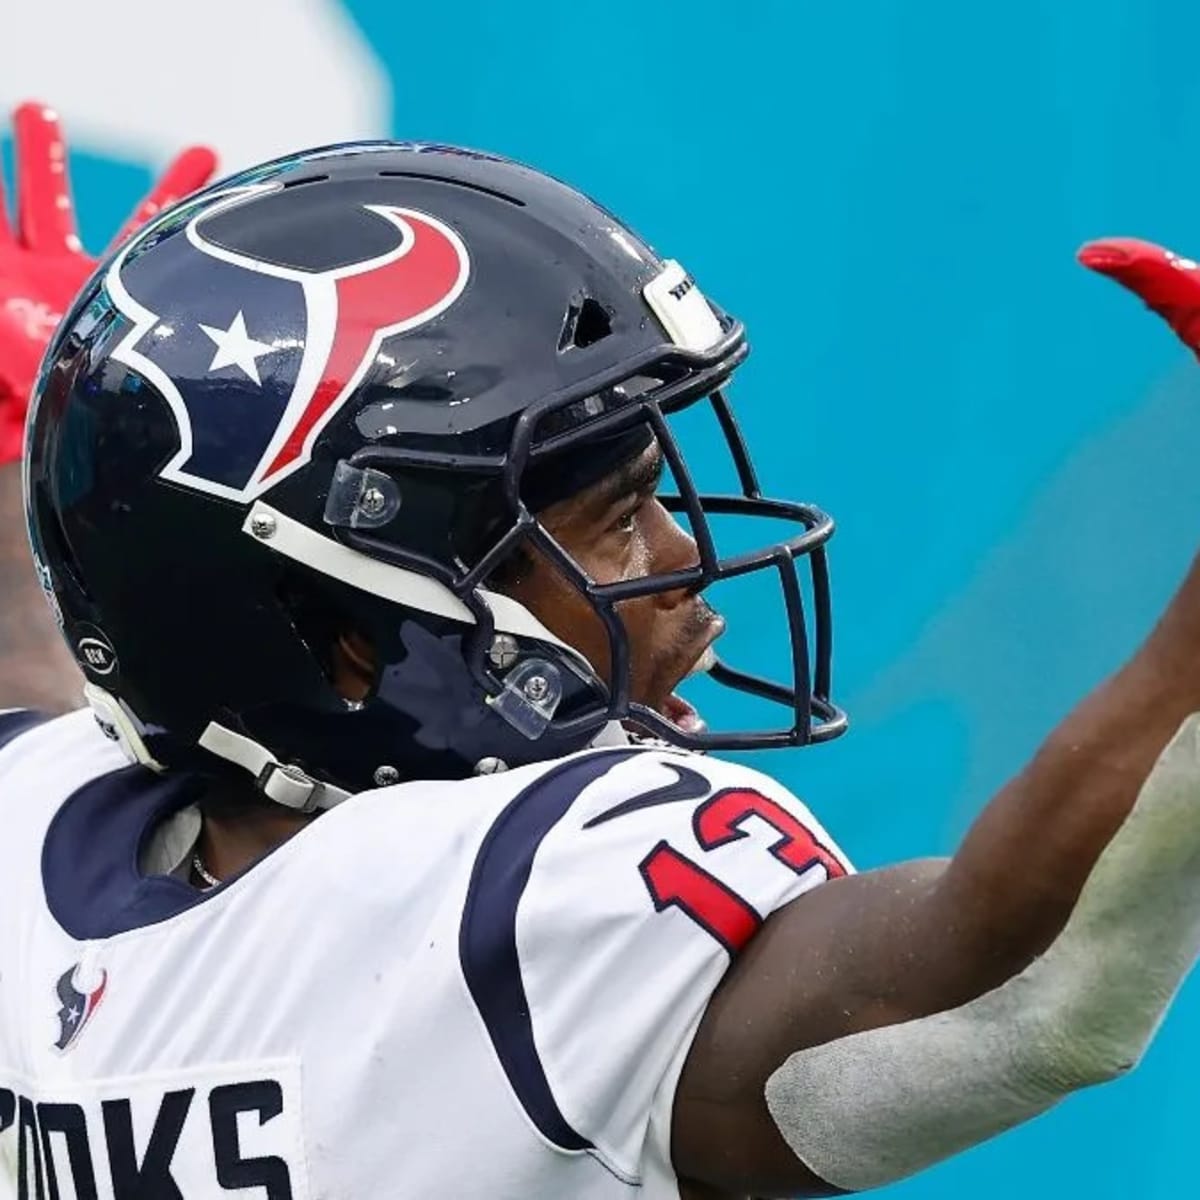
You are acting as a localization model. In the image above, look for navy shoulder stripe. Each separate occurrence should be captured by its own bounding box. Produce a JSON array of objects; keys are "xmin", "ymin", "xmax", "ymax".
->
[
  {"xmin": 0, "ymin": 710, "xmax": 50, "ymax": 754},
  {"xmin": 43, "ymin": 767, "xmax": 209, "ymax": 939},
  {"xmin": 459, "ymin": 748, "xmax": 638, "ymax": 1154}
]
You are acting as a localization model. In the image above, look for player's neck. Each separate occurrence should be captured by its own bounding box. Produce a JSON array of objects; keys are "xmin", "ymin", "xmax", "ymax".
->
[{"xmin": 197, "ymin": 802, "xmax": 314, "ymax": 883}]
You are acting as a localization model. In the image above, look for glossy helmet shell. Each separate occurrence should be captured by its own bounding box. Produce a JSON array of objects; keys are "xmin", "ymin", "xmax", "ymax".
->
[{"xmin": 26, "ymin": 141, "xmax": 839, "ymax": 800}]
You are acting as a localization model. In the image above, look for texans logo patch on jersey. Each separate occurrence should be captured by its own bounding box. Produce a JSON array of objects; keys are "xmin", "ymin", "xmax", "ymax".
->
[
  {"xmin": 54, "ymin": 964, "xmax": 108, "ymax": 1053},
  {"xmin": 105, "ymin": 185, "xmax": 471, "ymax": 501}
]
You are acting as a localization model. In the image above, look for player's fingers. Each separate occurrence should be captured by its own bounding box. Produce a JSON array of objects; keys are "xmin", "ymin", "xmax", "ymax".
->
[
  {"xmin": 13, "ymin": 101, "xmax": 81, "ymax": 255},
  {"xmin": 107, "ymin": 145, "xmax": 217, "ymax": 254},
  {"xmin": 1078, "ymin": 237, "xmax": 1200, "ymax": 357}
]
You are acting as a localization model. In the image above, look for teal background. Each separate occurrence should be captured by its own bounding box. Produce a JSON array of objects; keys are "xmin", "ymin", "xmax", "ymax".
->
[{"xmin": 9, "ymin": 1, "xmax": 1200, "ymax": 1194}]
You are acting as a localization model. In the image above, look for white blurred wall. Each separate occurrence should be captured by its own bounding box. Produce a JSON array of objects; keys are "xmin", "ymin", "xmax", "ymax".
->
[{"xmin": 0, "ymin": 0, "xmax": 389, "ymax": 170}]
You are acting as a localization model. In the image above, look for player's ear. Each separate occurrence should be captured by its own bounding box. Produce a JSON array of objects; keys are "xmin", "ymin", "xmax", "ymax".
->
[
  {"xmin": 275, "ymin": 576, "xmax": 377, "ymax": 702},
  {"xmin": 330, "ymin": 629, "xmax": 376, "ymax": 703}
]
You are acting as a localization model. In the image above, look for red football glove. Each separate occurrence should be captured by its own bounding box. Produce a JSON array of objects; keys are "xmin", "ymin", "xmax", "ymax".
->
[
  {"xmin": 0, "ymin": 102, "xmax": 217, "ymax": 463},
  {"xmin": 1078, "ymin": 236, "xmax": 1200, "ymax": 358}
]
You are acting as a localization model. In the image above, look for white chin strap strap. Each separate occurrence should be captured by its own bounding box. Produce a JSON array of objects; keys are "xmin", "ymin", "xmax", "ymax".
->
[
  {"xmin": 766, "ymin": 711, "xmax": 1200, "ymax": 1191},
  {"xmin": 197, "ymin": 722, "xmax": 351, "ymax": 813},
  {"xmin": 85, "ymin": 684, "xmax": 350, "ymax": 814}
]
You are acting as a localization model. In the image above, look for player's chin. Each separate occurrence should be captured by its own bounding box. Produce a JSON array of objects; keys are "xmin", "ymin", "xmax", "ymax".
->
[{"xmin": 643, "ymin": 642, "xmax": 720, "ymax": 737}]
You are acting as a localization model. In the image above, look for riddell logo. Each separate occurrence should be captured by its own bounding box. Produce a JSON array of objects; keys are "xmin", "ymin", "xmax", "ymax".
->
[
  {"xmin": 54, "ymin": 964, "xmax": 108, "ymax": 1053},
  {"xmin": 668, "ymin": 275, "xmax": 695, "ymax": 301},
  {"xmin": 73, "ymin": 626, "xmax": 118, "ymax": 677}
]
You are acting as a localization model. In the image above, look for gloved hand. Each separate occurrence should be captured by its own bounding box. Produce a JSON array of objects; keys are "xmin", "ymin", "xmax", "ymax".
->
[
  {"xmin": 0, "ymin": 101, "xmax": 217, "ymax": 463},
  {"xmin": 1078, "ymin": 237, "xmax": 1200, "ymax": 356}
]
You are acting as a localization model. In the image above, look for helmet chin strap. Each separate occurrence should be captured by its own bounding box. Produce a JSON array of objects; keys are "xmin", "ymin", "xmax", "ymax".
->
[
  {"xmin": 197, "ymin": 722, "xmax": 351, "ymax": 813},
  {"xmin": 88, "ymin": 683, "xmax": 631, "ymax": 814},
  {"xmin": 83, "ymin": 683, "xmax": 350, "ymax": 814}
]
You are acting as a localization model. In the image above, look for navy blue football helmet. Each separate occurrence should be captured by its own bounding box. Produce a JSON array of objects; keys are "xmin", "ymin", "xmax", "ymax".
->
[{"xmin": 25, "ymin": 141, "xmax": 845, "ymax": 808}]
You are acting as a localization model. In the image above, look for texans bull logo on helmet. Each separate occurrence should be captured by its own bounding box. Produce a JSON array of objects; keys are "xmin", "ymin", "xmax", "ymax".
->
[{"xmin": 106, "ymin": 186, "xmax": 471, "ymax": 501}]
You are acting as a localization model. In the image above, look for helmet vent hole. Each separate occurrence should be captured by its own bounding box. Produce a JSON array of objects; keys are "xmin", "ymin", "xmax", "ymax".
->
[
  {"xmin": 374, "ymin": 170, "xmax": 526, "ymax": 207},
  {"xmin": 559, "ymin": 297, "xmax": 612, "ymax": 351}
]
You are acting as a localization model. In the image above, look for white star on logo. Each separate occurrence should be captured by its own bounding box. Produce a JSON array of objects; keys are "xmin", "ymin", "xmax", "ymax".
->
[
  {"xmin": 66, "ymin": 1004, "xmax": 80, "ymax": 1025},
  {"xmin": 199, "ymin": 311, "xmax": 273, "ymax": 386}
]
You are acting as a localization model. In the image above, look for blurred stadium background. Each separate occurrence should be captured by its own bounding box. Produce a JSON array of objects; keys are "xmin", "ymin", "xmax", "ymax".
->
[{"xmin": 5, "ymin": 1, "xmax": 1200, "ymax": 1195}]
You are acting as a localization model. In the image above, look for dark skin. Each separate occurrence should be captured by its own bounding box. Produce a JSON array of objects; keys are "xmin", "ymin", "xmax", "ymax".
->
[{"xmin": 1, "ymin": 438, "xmax": 1196, "ymax": 1197}]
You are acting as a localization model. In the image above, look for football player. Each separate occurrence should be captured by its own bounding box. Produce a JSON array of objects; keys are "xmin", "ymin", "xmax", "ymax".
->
[{"xmin": 2, "ymin": 102, "xmax": 1200, "ymax": 1199}]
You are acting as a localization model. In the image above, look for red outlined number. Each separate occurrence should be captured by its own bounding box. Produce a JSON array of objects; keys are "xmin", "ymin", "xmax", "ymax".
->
[
  {"xmin": 639, "ymin": 841, "xmax": 762, "ymax": 954},
  {"xmin": 695, "ymin": 788, "xmax": 847, "ymax": 880},
  {"xmin": 640, "ymin": 788, "xmax": 846, "ymax": 952}
]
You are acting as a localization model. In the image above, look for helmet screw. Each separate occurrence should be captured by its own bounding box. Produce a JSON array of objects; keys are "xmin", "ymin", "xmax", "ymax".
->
[
  {"xmin": 474, "ymin": 757, "xmax": 509, "ymax": 775},
  {"xmin": 523, "ymin": 674, "xmax": 550, "ymax": 703},
  {"xmin": 358, "ymin": 486, "xmax": 388, "ymax": 518},
  {"xmin": 250, "ymin": 512, "xmax": 277, "ymax": 540},
  {"xmin": 489, "ymin": 633, "xmax": 520, "ymax": 670},
  {"xmin": 373, "ymin": 765, "xmax": 400, "ymax": 786}
]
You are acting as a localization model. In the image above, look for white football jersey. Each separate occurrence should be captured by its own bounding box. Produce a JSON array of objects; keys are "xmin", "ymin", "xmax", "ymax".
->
[{"xmin": 0, "ymin": 708, "xmax": 850, "ymax": 1199}]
